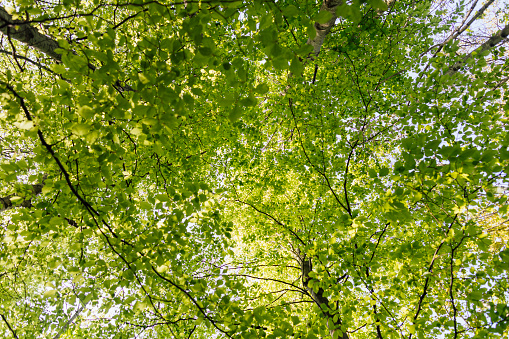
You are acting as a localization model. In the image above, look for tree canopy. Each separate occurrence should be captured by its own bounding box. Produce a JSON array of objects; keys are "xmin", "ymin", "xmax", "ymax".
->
[{"xmin": 0, "ymin": 0, "xmax": 508, "ymax": 338}]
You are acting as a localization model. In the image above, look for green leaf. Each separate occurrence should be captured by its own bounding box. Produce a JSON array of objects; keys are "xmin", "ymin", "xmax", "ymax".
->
[
  {"xmin": 139, "ymin": 201, "xmax": 152, "ymax": 210},
  {"xmin": 71, "ymin": 123, "xmax": 92, "ymax": 136},
  {"xmin": 350, "ymin": 6, "xmax": 362, "ymax": 23},
  {"xmin": 290, "ymin": 58, "xmax": 304, "ymax": 76},
  {"xmin": 336, "ymin": 4, "xmax": 350, "ymax": 18},
  {"xmin": 138, "ymin": 73, "xmax": 150, "ymax": 84},
  {"xmin": 314, "ymin": 10, "xmax": 333, "ymax": 24},
  {"xmin": 379, "ymin": 168, "xmax": 389, "ymax": 176},
  {"xmin": 229, "ymin": 105, "xmax": 242, "ymax": 122},
  {"xmin": 15, "ymin": 120, "xmax": 35, "ymax": 130},
  {"xmin": 254, "ymin": 83, "xmax": 269, "ymax": 95},
  {"xmin": 131, "ymin": 127, "xmax": 143, "ymax": 136},
  {"xmin": 369, "ymin": 0, "xmax": 388, "ymax": 11},
  {"xmin": 282, "ymin": 5, "xmax": 299, "ymax": 18},
  {"xmin": 10, "ymin": 196, "xmax": 23, "ymax": 203},
  {"xmin": 240, "ymin": 95, "xmax": 257, "ymax": 107},
  {"xmin": 198, "ymin": 47, "xmax": 212, "ymax": 56},
  {"xmin": 49, "ymin": 216, "xmax": 64, "ymax": 226},
  {"xmin": 156, "ymin": 265, "xmax": 168, "ymax": 273},
  {"xmin": 306, "ymin": 23, "xmax": 316, "ymax": 40},
  {"xmin": 78, "ymin": 105, "xmax": 95, "ymax": 119},
  {"xmin": 337, "ymin": 4, "xmax": 362, "ymax": 23},
  {"xmin": 272, "ymin": 57, "xmax": 289, "ymax": 70},
  {"xmin": 43, "ymin": 290, "xmax": 57, "ymax": 298},
  {"xmin": 156, "ymin": 194, "xmax": 170, "ymax": 202},
  {"xmin": 4, "ymin": 5, "xmax": 15, "ymax": 15},
  {"xmin": 296, "ymin": 44, "xmax": 314, "ymax": 56},
  {"xmin": 41, "ymin": 186, "xmax": 53, "ymax": 195}
]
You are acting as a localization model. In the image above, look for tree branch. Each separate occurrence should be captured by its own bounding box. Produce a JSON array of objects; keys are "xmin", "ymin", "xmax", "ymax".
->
[
  {"xmin": 299, "ymin": 254, "xmax": 349, "ymax": 339},
  {"xmin": 53, "ymin": 299, "xmax": 90, "ymax": 339},
  {"xmin": 0, "ymin": 6, "xmax": 133, "ymax": 91},
  {"xmin": 412, "ymin": 215, "xmax": 458, "ymax": 324},
  {"xmin": 0, "ymin": 49, "xmax": 55, "ymax": 73},
  {"xmin": 234, "ymin": 198, "xmax": 306, "ymax": 246},
  {"xmin": 1, "ymin": 314, "xmax": 18, "ymax": 339},
  {"xmin": 447, "ymin": 23, "xmax": 509, "ymax": 75},
  {"xmin": 0, "ymin": 6, "xmax": 62, "ymax": 61}
]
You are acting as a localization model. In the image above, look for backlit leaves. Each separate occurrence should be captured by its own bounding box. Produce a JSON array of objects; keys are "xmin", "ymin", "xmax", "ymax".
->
[{"xmin": 0, "ymin": 0, "xmax": 508, "ymax": 338}]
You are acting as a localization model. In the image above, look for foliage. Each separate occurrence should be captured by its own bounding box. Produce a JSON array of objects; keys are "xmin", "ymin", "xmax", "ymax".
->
[{"xmin": 0, "ymin": 0, "xmax": 508, "ymax": 338}]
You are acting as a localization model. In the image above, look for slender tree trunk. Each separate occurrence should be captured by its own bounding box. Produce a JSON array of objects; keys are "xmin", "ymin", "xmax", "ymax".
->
[
  {"xmin": 300, "ymin": 254, "xmax": 349, "ymax": 339},
  {"xmin": 300, "ymin": 2, "xmax": 348, "ymax": 337}
]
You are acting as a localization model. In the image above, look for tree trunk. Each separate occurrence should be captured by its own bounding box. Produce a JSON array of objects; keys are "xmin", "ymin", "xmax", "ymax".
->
[
  {"xmin": 307, "ymin": 0, "xmax": 343, "ymax": 57},
  {"xmin": 300, "ymin": 254, "xmax": 350, "ymax": 339}
]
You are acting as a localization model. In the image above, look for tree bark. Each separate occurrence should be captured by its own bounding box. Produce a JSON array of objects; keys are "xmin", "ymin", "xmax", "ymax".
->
[
  {"xmin": 307, "ymin": 0, "xmax": 343, "ymax": 56},
  {"xmin": 299, "ymin": 2, "xmax": 351, "ymax": 337},
  {"xmin": 0, "ymin": 7, "xmax": 62, "ymax": 61},
  {"xmin": 300, "ymin": 254, "xmax": 349, "ymax": 339},
  {"xmin": 307, "ymin": 0, "xmax": 395, "ymax": 56}
]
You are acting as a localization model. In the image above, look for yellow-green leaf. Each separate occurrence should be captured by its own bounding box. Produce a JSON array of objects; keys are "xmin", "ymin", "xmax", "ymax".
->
[
  {"xmin": 43, "ymin": 290, "xmax": 57, "ymax": 298},
  {"xmin": 72, "ymin": 123, "xmax": 92, "ymax": 136}
]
